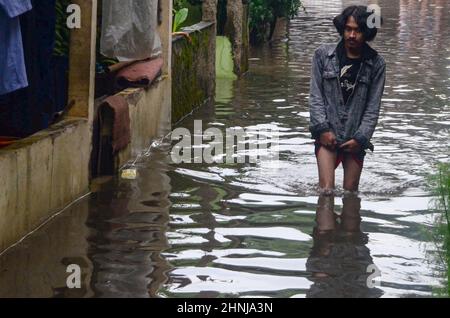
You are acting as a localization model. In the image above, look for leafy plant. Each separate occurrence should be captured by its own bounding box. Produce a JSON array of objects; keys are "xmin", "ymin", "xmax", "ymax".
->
[
  {"xmin": 249, "ymin": 0, "xmax": 305, "ymax": 44},
  {"xmin": 174, "ymin": 0, "xmax": 202, "ymax": 11},
  {"xmin": 430, "ymin": 163, "xmax": 450, "ymax": 231},
  {"xmin": 53, "ymin": 0, "xmax": 71, "ymax": 57},
  {"xmin": 428, "ymin": 162, "xmax": 450, "ymax": 296},
  {"xmin": 173, "ymin": 7, "xmax": 189, "ymax": 32},
  {"xmin": 173, "ymin": 0, "xmax": 203, "ymax": 30}
]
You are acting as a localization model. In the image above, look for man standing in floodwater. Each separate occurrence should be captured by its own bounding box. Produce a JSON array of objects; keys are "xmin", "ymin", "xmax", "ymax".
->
[{"xmin": 309, "ymin": 5, "xmax": 386, "ymax": 193}]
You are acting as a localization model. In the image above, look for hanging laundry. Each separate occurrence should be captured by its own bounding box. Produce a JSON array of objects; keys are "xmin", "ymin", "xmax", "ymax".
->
[
  {"xmin": 100, "ymin": 0, "xmax": 162, "ymax": 61},
  {"xmin": 19, "ymin": 0, "xmax": 57, "ymax": 131},
  {"xmin": 0, "ymin": 0, "xmax": 32, "ymax": 95},
  {"xmin": 0, "ymin": 0, "xmax": 58, "ymax": 137}
]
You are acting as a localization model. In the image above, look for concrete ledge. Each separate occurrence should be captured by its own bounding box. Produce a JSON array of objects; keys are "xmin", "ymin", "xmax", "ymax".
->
[
  {"xmin": 0, "ymin": 119, "xmax": 91, "ymax": 253},
  {"xmin": 173, "ymin": 21, "xmax": 214, "ymax": 38}
]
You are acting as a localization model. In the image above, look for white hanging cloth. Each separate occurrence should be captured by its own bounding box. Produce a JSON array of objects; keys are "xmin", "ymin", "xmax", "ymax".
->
[{"xmin": 100, "ymin": 0, "xmax": 161, "ymax": 61}]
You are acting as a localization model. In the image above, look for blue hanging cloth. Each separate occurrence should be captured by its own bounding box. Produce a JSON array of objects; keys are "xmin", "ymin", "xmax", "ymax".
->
[{"xmin": 0, "ymin": 0, "xmax": 32, "ymax": 95}]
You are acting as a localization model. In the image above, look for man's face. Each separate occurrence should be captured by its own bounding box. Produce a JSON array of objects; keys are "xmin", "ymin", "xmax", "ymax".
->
[{"xmin": 344, "ymin": 16, "xmax": 365, "ymax": 49}]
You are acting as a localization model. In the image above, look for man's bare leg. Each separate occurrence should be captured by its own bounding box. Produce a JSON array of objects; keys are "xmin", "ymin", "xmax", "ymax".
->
[
  {"xmin": 316, "ymin": 146, "xmax": 337, "ymax": 191},
  {"xmin": 342, "ymin": 153, "xmax": 363, "ymax": 192}
]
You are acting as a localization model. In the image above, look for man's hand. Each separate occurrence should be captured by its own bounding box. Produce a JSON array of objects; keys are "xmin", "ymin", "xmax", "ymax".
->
[
  {"xmin": 340, "ymin": 139, "xmax": 361, "ymax": 153},
  {"xmin": 320, "ymin": 131, "xmax": 337, "ymax": 150}
]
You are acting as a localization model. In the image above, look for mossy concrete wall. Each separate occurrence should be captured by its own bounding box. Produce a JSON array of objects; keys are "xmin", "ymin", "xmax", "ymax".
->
[{"xmin": 171, "ymin": 21, "xmax": 216, "ymax": 124}]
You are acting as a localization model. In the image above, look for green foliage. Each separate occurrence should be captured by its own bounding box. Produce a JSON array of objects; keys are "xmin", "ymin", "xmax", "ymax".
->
[
  {"xmin": 54, "ymin": 0, "xmax": 71, "ymax": 57},
  {"xmin": 249, "ymin": 0, "xmax": 305, "ymax": 44},
  {"xmin": 173, "ymin": 8, "xmax": 189, "ymax": 32},
  {"xmin": 173, "ymin": 0, "xmax": 184, "ymax": 11},
  {"xmin": 428, "ymin": 162, "xmax": 450, "ymax": 296},
  {"xmin": 173, "ymin": 0, "xmax": 202, "ymax": 11},
  {"xmin": 430, "ymin": 163, "xmax": 450, "ymax": 231},
  {"xmin": 173, "ymin": 0, "xmax": 203, "ymax": 31}
]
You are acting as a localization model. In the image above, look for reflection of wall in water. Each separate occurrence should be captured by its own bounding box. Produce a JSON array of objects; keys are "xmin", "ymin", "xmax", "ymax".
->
[
  {"xmin": 0, "ymin": 200, "xmax": 94, "ymax": 298},
  {"xmin": 87, "ymin": 150, "xmax": 172, "ymax": 298}
]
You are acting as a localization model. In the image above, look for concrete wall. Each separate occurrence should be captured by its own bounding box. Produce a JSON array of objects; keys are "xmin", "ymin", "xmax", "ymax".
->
[
  {"xmin": 171, "ymin": 22, "xmax": 216, "ymax": 124},
  {"xmin": 0, "ymin": 119, "xmax": 91, "ymax": 253}
]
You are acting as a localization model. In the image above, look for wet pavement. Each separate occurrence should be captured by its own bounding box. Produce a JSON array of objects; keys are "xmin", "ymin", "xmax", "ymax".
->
[{"xmin": 0, "ymin": 0, "xmax": 449, "ymax": 297}]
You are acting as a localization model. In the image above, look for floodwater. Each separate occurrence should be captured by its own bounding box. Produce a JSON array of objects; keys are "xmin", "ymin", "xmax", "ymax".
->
[{"xmin": 0, "ymin": 0, "xmax": 449, "ymax": 297}]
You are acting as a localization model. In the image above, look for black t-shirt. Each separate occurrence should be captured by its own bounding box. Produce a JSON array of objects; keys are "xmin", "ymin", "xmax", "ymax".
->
[
  {"xmin": 336, "ymin": 40, "xmax": 363, "ymax": 105},
  {"xmin": 339, "ymin": 54, "xmax": 362, "ymax": 105}
]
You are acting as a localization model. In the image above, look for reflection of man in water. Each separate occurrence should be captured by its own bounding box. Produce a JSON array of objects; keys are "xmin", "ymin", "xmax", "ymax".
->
[{"xmin": 306, "ymin": 193, "xmax": 383, "ymax": 298}]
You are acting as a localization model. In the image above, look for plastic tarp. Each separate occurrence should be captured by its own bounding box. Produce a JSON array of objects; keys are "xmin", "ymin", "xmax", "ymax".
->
[
  {"xmin": 100, "ymin": 0, "xmax": 161, "ymax": 61},
  {"xmin": 216, "ymin": 36, "xmax": 237, "ymax": 80}
]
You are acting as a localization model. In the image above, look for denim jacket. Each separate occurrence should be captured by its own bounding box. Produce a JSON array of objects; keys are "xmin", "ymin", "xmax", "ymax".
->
[{"xmin": 309, "ymin": 40, "xmax": 386, "ymax": 151}]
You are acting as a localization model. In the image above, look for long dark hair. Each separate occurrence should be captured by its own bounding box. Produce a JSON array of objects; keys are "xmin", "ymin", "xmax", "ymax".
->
[{"xmin": 333, "ymin": 5, "xmax": 383, "ymax": 42}]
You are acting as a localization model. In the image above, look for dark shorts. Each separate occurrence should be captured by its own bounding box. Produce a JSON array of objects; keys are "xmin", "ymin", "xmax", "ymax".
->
[{"xmin": 314, "ymin": 140, "xmax": 366, "ymax": 169}]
